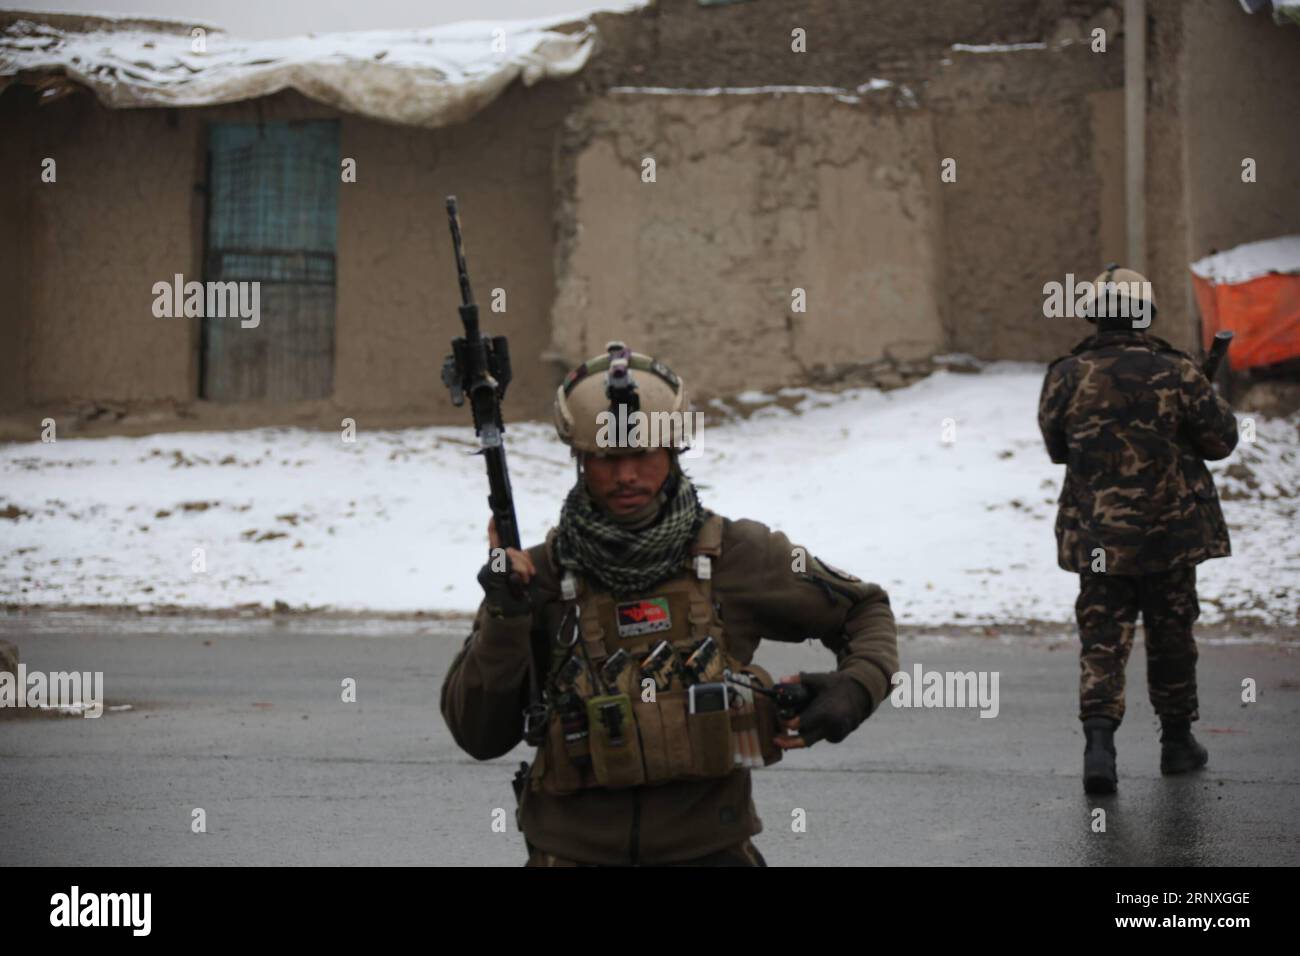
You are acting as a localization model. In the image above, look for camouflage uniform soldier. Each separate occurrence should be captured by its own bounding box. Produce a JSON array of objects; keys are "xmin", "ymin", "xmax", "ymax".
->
[
  {"xmin": 441, "ymin": 342, "xmax": 898, "ymax": 865},
  {"xmin": 1038, "ymin": 267, "xmax": 1239, "ymax": 794}
]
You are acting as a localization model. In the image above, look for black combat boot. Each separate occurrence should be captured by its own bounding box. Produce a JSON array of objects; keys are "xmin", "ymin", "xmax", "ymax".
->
[
  {"xmin": 1159, "ymin": 717, "xmax": 1208, "ymax": 775},
  {"xmin": 1082, "ymin": 717, "xmax": 1118, "ymax": 794}
]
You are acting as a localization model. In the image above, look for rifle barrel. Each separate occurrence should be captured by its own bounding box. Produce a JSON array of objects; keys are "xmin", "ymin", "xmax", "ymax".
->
[
  {"xmin": 445, "ymin": 196, "xmax": 475, "ymax": 310},
  {"xmin": 1203, "ymin": 330, "xmax": 1234, "ymax": 380}
]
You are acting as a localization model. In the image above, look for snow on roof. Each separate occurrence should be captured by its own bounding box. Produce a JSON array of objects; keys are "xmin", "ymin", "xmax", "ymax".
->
[
  {"xmin": 949, "ymin": 42, "xmax": 1048, "ymax": 53},
  {"xmin": 1190, "ymin": 234, "xmax": 1300, "ymax": 285},
  {"xmin": 607, "ymin": 79, "xmax": 896, "ymax": 104},
  {"xmin": 0, "ymin": 3, "xmax": 651, "ymax": 128}
]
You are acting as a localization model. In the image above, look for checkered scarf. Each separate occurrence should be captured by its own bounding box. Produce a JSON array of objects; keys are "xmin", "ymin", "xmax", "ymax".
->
[{"xmin": 555, "ymin": 470, "xmax": 704, "ymax": 596}]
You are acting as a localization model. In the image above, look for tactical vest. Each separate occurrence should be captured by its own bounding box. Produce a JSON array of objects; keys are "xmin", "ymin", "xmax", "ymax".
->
[{"xmin": 531, "ymin": 515, "xmax": 782, "ymax": 795}]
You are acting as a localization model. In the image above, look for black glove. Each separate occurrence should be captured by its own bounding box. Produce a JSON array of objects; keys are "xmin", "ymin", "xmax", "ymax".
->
[
  {"xmin": 476, "ymin": 561, "xmax": 531, "ymax": 618},
  {"xmin": 792, "ymin": 671, "xmax": 871, "ymax": 746}
]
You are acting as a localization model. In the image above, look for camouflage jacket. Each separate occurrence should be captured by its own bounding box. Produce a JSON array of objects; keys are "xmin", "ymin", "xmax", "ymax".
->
[{"xmin": 1037, "ymin": 331, "xmax": 1239, "ymax": 575}]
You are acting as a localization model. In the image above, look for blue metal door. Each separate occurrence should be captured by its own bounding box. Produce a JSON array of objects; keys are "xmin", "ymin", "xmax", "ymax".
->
[{"xmin": 203, "ymin": 120, "xmax": 339, "ymax": 401}]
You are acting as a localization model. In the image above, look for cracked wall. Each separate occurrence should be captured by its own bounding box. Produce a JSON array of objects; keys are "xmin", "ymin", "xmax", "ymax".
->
[
  {"xmin": 550, "ymin": 92, "xmax": 944, "ymax": 397},
  {"xmin": 929, "ymin": 40, "xmax": 1126, "ymax": 358},
  {"xmin": 1180, "ymin": 0, "xmax": 1300, "ymax": 285}
]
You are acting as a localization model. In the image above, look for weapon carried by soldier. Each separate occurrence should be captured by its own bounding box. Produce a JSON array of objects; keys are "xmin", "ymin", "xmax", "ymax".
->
[
  {"xmin": 1203, "ymin": 330, "xmax": 1234, "ymax": 380},
  {"xmin": 440, "ymin": 196, "xmax": 548, "ymax": 747},
  {"xmin": 726, "ymin": 672, "xmax": 812, "ymax": 718},
  {"xmin": 440, "ymin": 196, "xmax": 520, "ymax": 559}
]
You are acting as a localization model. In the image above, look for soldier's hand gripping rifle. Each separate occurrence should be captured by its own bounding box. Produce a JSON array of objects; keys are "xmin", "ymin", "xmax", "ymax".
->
[{"xmin": 440, "ymin": 196, "xmax": 521, "ymax": 570}]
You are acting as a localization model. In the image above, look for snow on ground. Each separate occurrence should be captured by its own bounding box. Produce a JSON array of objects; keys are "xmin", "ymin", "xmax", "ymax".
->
[{"xmin": 1, "ymin": 365, "xmax": 1295, "ymax": 627}]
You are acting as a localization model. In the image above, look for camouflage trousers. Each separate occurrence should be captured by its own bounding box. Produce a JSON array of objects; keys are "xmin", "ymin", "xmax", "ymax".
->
[
  {"xmin": 1076, "ymin": 565, "xmax": 1200, "ymax": 724},
  {"xmin": 526, "ymin": 840, "xmax": 767, "ymax": 867}
]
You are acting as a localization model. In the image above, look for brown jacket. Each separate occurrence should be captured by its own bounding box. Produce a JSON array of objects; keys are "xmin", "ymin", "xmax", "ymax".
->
[{"xmin": 440, "ymin": 513, "xmax": 898, "ymax": 865}]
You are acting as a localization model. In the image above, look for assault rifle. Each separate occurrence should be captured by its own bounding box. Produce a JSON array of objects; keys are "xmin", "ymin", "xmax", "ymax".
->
[
  {"xmin": 441, "ymin": 197, "xmax": 547, "ymax": 750},
  {"xmin": 440, "ymin": 196, "xmax": 520, "ymax": 553}
]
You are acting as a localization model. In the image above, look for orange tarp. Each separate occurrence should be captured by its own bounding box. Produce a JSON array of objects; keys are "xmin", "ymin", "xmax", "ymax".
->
[{"xmin": 1192, "ymin": 271, "xmax": 1300, "ymax": 370}]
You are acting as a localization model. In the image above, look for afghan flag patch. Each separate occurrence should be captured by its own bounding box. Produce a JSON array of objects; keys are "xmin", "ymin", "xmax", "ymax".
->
[{"xmin": 616, "ymin": 597, "xmax": 672, "ymax": 638}]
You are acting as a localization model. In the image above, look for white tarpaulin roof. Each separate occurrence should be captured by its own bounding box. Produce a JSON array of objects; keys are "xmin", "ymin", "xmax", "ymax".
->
[
  {"xmin": 1190, "ymin": 234, "xmax": 1300, "ymax": 284},
  {"xmin": 0, "ymin": 3, "xmax": 649, "ymax": 128}
]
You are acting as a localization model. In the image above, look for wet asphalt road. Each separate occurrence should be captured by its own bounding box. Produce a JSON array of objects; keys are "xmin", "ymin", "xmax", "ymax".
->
[{"xmin": 1, "ymin": 612, "xmax": 1297, "ymax": 866}]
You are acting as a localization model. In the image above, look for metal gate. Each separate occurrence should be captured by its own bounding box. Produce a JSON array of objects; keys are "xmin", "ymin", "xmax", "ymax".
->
[{"xmin": 202, "ymin": 120, "xmax": 339, "ymax": 402}]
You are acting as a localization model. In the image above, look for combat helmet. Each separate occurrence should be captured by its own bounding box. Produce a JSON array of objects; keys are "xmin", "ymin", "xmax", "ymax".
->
[
  {"xmin": 554, "ymin": 341, "xmax": 692, "ymax": 455},
  {"xmin": 1083, "ymin": 263, "xmax": 1158, "ymax": 325}
]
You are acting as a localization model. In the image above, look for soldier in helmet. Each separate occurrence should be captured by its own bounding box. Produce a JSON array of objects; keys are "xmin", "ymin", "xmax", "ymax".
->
[
  {"xmin": 441, "ymin": 342, "xmax": 898, "ymax": 865},
  {"xmin": 1038, "ymin": 267, "xmax": 1239, "ymax": 794}
]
